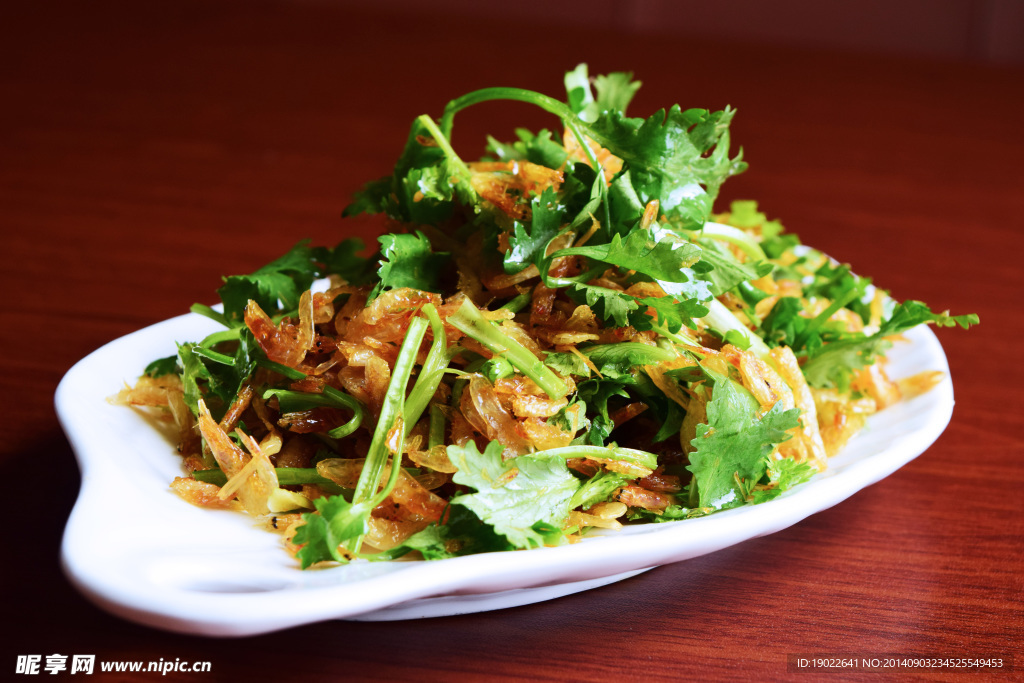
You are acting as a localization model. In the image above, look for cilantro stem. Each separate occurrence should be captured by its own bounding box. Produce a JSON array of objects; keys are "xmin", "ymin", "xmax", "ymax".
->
[
  {"xmin": 449, "ymin": 357, "xmax": 484, "ymax": 417},
  {"xmin": 428, "ymin": 403, "xmax": 446, "ymax": 450},
  {"xmin": 449, "ymin": 366, "xmax": 473, "ymax": 412},
  {"xmin": 447, "ymin": 298, "xmax": 568, "ymax": 399},
  {"xmin": 793, "ymin": 279, "xmax": 868, "ymax": 350},
  {"xmin": 440, "ymin": 88, "xmax": 578, "ymax": 137},
  {"xmin": 193, "ymin": 467, "xmax": 342, "ymax": 490},
  {"xmin": 498, "ymin": 290, "xmax": 532, "ymax": 313},
  {"xmin": 702, "ymin": 299, "xmax": 771, "ymax": 358},
  {"xmin": 701, "ymin": 222, "xmax": 768, "ymax": 261},
  {"xmin": 533, "ymin": 445, "xmax": 658, "ymax": 473},
  {"xmin": 541, "ymin": 259, "xmax": 606, "ymax": 290},
  {"xmin": 351, "ymin": 316, "xmax": 429, "ymax": 547},
  {"xmin": 263, "ymin": 388, "xmax": 340, "ymax": 410},
  {"xmin": 562, "ymin": 116, "xmax": 613, "ymax": 234},
  {"xmin": 403, "ymin": 303, "xmax": 449, "ymax": 437},
  {"xmin": 736, "ymin": 281, "xmax": 769, "ymax": 306},
  {"xmin": 257, "ymin": 359, "xmax": 365, "ymax": 438},
  {"xmin": 190, "ymin": 303, "xmax": 229, "ymax": 328},
  {"xmin": 439, "ymin": 87, "xmax": 614, "ymax": 234},
  {"xmin": 649, "ymin": 322, "xmax": 703, "ymax": 351},
  {"xmin": 198, "ymin": 328, "xmax": 241, "ymax": 348},
  {"xmin": 191, "ymin": 346, "xmax": 235, "ymax": 366}
]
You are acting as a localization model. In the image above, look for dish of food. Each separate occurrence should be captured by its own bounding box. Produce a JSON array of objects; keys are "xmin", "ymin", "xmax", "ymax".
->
[
  {"xmin": 59, "ymin": 65, "xmax": 974, "ymax": 634},
  {"xmin": 58, "ymin": 320, "xmax": 954, "ymax": 634}
]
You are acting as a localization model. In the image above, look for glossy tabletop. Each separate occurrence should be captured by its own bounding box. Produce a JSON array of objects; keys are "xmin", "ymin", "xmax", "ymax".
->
[{"xmin": 3, "ymin": 1, "xmax": 1022, "ymax": 679}]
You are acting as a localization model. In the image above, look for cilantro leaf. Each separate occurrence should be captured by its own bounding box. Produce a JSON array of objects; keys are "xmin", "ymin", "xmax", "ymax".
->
[
  {"xmin": 565, "ymin": 63, "xmax": 642, "ymax": 123},
  {"xmin": 553, "ymin": 229, "xmax": 702, "ymax": 283},
  {"xmin": 547, "ymin": 399, "xmax": 590, "ymax": 435},
  {"xmin": 628, "ymin": 505, "xmax": 703, "ymax": 523},
  {"xmin": 882, "ymin": 300, "xmax": 978, "ymax": 332},
  {"xmin": 592, "ymin": 71, "xmax": 642, "ymax": 117},
  {"xmin": 760, "ymin": 297, "xmax": 806, "ymax": 349},
  {"xmin": 633, "ymin": 295, "xmax": 709, "ymax": 334},
  {"xmin": 564, "ymin": 63, "xmax": 595, "ymax": 117},
  {"xmin": 576, "ymin": 377, "xmax": 632, "ymax": 445},
  {"xmin": 801, "ymin": 300, "xmax": 979, "ymax": 389},
  {"xmin": 605, "ymin": 170, "xmax": 647, "ymax": 236},
  {"xmin": 587, "ymin": 105, "xmax": 746, "ymax": 229},
  {"xmin": 350, "ymin": 114, "xmax": 479, "ymax": 226},
  {"xmin": 687, "ymin": 371, "xmax": 800, "ymax": 510},
  {"xmin": 504, "ymin": 187, "xmax": 564, "ymax": 274},
  {"xmin": 543, "ymin": 351, "xmax": 592, "ymax": 378},
  {"xmin": 369, "ymin": 231, "xmax": 449, "ymax": 300},
  {"xmin": 651, "ymin": 398, "xmax": 685, "ymax": 443},
  {"xmin": 800, "ymin": 261, "xmax": 877, "ymax": 326},
  {"xmin": 216, "ymin": 241, "xmax": 320, "ymax": 323},
  {"xmin": 582, "ymin": 342, "xmax": 675, "ymax": 379},
  {"xmin": 762, "ymin": 232, "xmax": 801, "ymax": 260},
  {"xmin": 373, "ymin": 522, "xmax": 453, "ymax": 561},
  {"xmin": 374, "ymin": 506, "xmax": 514, "ymax": 561},
  {"xmin": 567, "ymin": 282, "xmax": 641, "ymax": 329},
  {"xmin": 560, "ymin": 160, "xmax": 603, "ymax": 230},
  {"xmin": 176, "ymin": 342, "xmax": 208, "ymax": 417},
  {"xmin": 448, "ymin": 440, "xmax": 580, "ymax": 549},
  {"xmin": 192, "ymin": 329, "xmax": 258, "ymax": 417},
  {"xmin": 692, "ymin": 238, "xmax": 773, "ymax": 296},
  {"xmin": 750, "ymin": 457, "xmax": 817, "ymax": 504},
  {"xmin": 292, "ymin": 495, "xmax": 374, "ymax": 568},
  {"xmin": 144, "ymin": 355, "xmax": 178, "ymax": 378},
  {"xmin": 585, "ymin": 414, "xmax": 615, "ymax": 446},
  {"xmin": 724, "ymin": 199, "xmax": 784, "ymax": 238},
  {"xmin": 342, "ymin": 177, "xmax": 391, "ymax": 217},
  {"xmin": 384, "ymin": 118, "xmax": 456, "ymax": 224},
  {"xmin": 486, "ymin": 128, "xmax": 568, "ymax": 169},
  {"xmin": 569, "ymin": 470, "xmax": 634, "ymax": 511},
  {"xmin": 314, "ymin": 238, "xmax": 376, "ymax": 286},
  {"xmin": 801, "ymin": 336, "xmax": 893, "ymax": 391},
  {"xmin": 565, "ymin": 281, "xmax": 707, "ymax": 334}
]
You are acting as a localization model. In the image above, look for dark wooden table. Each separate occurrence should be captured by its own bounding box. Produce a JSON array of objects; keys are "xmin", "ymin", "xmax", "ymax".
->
[{"xmin": 4, "ymin": 1, "xmax": 1021, "ymax": 679}]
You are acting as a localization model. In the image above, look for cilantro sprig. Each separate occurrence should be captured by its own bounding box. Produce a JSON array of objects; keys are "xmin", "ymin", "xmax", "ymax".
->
[{"xmin": 687, "ymin": 370, "xmax": 801, "ymax": 510}]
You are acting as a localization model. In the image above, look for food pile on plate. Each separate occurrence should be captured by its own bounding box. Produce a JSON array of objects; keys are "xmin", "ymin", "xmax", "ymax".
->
[{"xmin": 113, "ymin": 65, "xmax": 975, "ymax": 568}]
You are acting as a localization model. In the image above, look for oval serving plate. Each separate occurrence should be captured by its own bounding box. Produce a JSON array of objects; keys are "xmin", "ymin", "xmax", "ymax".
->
[{"xmin": 57, "ymin": 312, "xmax": 953, "ymax": 637}]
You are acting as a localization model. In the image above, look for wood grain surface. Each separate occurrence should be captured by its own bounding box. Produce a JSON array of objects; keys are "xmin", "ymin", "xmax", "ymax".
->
[{"xmin": 2, "ymin": 1, "xmax": 1021, "ymax": 680}]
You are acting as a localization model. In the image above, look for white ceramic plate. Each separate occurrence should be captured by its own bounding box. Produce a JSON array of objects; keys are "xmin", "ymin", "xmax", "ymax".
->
[{"xmin": 57, "ymin": 313, "xmax": 953, "ymax": 637}]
